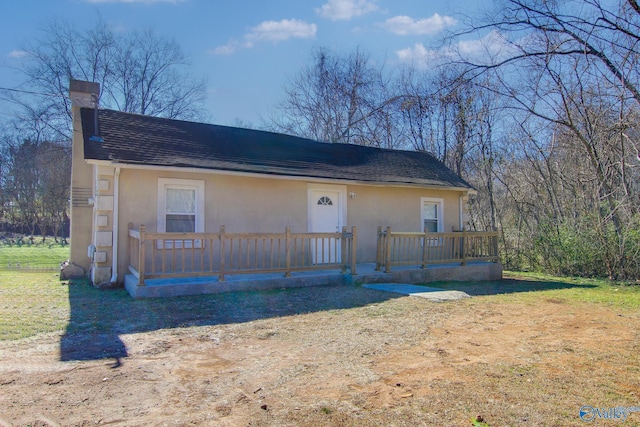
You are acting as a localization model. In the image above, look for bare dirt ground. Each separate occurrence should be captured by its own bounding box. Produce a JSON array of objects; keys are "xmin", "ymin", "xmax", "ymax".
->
[{"xmin": 1, "ymin": 282, "xmax": 639, "ymax": 427}]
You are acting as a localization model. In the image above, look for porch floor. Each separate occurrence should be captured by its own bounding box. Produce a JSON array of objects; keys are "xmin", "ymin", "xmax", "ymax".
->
[{"xmin": 124, "ymin": 261, "xmax": 502, "ymax": 298}]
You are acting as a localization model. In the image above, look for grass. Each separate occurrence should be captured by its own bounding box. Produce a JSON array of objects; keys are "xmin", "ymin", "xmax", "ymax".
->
[
  {"xmin": 434, "ymin": 271, "xmax": 640, "ymax": 310},
  {"xmin": 0, "ymin": 271, "xmax": 181, "ymax": 341},
  {"xmin": 1, "ymin": 268, "xmax": 639, "ymax": 342},
  {"xmin": 0, "ymin": 239, "xmax": 69, "ymax": 269},
  {"xmin": 0, "ymin": 271, "xmax": 71, "ymax": 340},
  {"xmin": 2, "ymin": 266, "xmax": 639, "ymax": 426},
  {"xmin": 0, "ymin": 271, "xmax": 394, "ymax": 342}
]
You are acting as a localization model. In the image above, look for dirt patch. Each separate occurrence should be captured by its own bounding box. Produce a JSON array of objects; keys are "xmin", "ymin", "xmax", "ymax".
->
[{"xmin": 1, "ymin": 286, "xmax": 639, "ymax": 426}]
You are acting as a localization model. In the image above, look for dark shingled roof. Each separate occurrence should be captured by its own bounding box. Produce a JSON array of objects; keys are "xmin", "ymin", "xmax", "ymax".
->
[{"xmin": 81, "ymin": 108, "xmax": 472, "ymax": 189}]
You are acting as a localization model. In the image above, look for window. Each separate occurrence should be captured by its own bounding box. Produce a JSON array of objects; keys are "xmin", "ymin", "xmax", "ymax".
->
[
  {"xmin": 421, "ymin": 197, "xmax": 443, "ymax": 233},
  {"xmin": 317, "ymin": 196, "xmax": 333, "ymax": 206},
  {"xmin": 166, "ymin": 187, "xmax": 196, "ymax": 232},
  {"xmin": 158, "ymin": 178, "xmax": 204, "ymax": 248}
]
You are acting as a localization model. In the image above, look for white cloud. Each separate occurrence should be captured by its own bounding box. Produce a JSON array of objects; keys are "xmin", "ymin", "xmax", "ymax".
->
[
  {"xmin": 396, "ymin": 31, "xmax": 515, "ymax": 68},
  {"xmin": 396, "ymin": 43, "xmax": 438, "ymax": 66},
  {"xmin": 212, "ymin": 19, "xmax": 317, "ymax": 55},
  {"xmin": 211, "ymin": 44, "xmax": 237, "ymax": 56},
  {"xmin": 316, "ymin": 0, "xmax": 379, "ymax": 21},
  {"xmin": 456, "ymin": 30, "xmax": 512, "ymax": 61},
  {"xmin": 383, "ymin": 14, "xmax": 457, "ymax": 36},
  {"xmin": 247, "ymin": 19, "xmax": 317, "ymax": 44},
  {"xmin": 8, "ymin": 50, "xmax": 29, "ymax": 58}
]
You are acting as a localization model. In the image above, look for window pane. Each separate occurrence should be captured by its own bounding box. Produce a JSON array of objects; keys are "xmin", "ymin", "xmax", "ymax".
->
[
  {"xmin": 166, "ymin": 188, "xmax": 195, "ymax": 214},
  {"xmin": 423, "ymin": 203, "xmax": 438, "ymax": 220},
  {"xmin": 317, "ymin": 196, "xmax": 333, "ymax": 205},
  {"xmin": 166, "ymin": 214, "xmax": 195, "ymax": 232},
  {"xmin": 424, "ymin": 219, "xmax": 438, "ymax": 233}
]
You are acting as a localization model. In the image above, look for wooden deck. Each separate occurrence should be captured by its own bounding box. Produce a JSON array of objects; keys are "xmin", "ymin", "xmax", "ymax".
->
[{"xmin": 125, "ymin": 225, "xmax": 501, "ymax": 298}]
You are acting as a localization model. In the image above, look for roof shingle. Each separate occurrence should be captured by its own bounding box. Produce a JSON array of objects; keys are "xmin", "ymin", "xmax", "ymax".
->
[{"xmin": 81, "ymin": 108, "xmax": 472, "ymax": 189}]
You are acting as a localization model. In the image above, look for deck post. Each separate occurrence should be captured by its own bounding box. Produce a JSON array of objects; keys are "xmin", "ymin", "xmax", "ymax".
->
[
  {"xmin": 341, "ymin": 226, "xmax": 347, "ymax": 274},
  {"xmin": 492, "ymin": 228, "xmax": 499, "ymax": 263},
  {"xmin": 384, "ymin": 226, "xmax": 392, "ymax": 273},
  {"xmin": 461, "ymin": 230, "xmax": 467, "ymax": 266},
  {"xmin": 421, "ymin": 226, "xmax": 428, "ymax": 269},
  {"xmin": 350, "ymin": 226, "xmax": 357, "ymax": 275},
  {"xmin": 285, "ymin": 226, "xmax": 291, "ymax": 277},
  {"xmin": 375, "ymin": 226, "xmax": 382, "ymax": 271},
  {"xmin": 138, "ymin": 225, "xmax": 146, "ymax": 286},
  {"xmin": 219, "ymin": 225, "xmax": 226, "ymax": 282},
  {"xmin": 128, "ymin": 222, "xmax": 133, "ymax": 275}
]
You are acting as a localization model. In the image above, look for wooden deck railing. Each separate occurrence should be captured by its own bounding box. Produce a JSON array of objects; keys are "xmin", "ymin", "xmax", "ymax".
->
[
  {"xmin": 128, "ymin": 225, "xmax": 357, "ymax": 285},
  {"xmin": 375, "ymin": 226, "xmax": 499, "ymax": 273}
]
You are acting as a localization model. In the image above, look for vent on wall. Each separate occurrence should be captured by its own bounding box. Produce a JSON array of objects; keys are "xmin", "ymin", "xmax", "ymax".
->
[{"xmin": 72, "ymin": 187, "xmax": 93, "ymax": 207}]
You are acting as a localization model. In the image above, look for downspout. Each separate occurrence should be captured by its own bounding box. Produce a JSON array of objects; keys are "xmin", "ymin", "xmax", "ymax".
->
[
  {"xmin": 459, "ymin": 194, "xmax": 464, "ymax": 231},
  {"xmin": 110, "ymin": 167, "xmax": 121, "ymax": 284}
]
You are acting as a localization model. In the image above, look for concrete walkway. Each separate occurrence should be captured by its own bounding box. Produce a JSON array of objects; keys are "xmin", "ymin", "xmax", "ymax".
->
[{"xmin": 362, "ymin": 283, "xmax": 470, "ymax": 301}]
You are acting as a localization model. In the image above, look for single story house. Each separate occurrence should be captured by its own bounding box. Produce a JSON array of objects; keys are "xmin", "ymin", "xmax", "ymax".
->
[{"xmin": 68, "ymin": 79, "xmax": 500, "ymax": 294}]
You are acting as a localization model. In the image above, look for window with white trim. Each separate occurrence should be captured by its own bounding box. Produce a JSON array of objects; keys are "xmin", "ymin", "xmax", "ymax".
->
[
  {"xmin": 166, "ymin": 187, "xmax": 197, "ymax": 232},
  {"xmin": 421, "ymin": 197, "xmax": 443, "ymax": 233},
  {"xmin": 158, "ymin": 178, "xmax": 204, "ymax": 247}
]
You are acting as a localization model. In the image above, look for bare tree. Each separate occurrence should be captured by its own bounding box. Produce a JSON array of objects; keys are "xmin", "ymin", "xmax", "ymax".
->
[
  {"xmin": 446, "ymin": 0, "xmax": 640, "ymax": 279},
  {"xmin": 272, "ymin": 48, "xmax": 399, "ymax": 147},
  {"xmin": 0, "ymin": 17, "xmax": 207, "ymax": 239},
  {"xmin": 14, "ymin": 17, "xmax": 206, "ymax": 142},
  {"xmin": 455, "ymin": 0, "xmax": 640, "ymax": 104},
  {"xmin": 393, "ymin": 66, "xmax": 440, "ymax": 153},
  {"xmin": 109, "ymin": 28, "xmax": 206, "ymax": 119}
]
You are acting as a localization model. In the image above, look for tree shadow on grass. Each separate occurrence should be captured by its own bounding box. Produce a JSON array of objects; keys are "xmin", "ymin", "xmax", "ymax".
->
[
  {"xmin": 59, "ymin": 278, "xmax": 401, "ymax": 363},
  {"xmin": 433, "ymin": 274, "xmax": 598, "ymax": 296}
]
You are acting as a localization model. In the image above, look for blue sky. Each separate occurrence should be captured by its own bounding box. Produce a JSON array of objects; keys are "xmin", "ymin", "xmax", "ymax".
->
[{"xmin": 0, "ymin": 0, "xmax": 489, "ymax": 126}]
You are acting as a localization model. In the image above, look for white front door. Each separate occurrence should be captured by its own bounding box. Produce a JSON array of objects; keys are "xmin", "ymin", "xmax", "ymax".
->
[{"xmin": 308, "ymin": 185, "xmax": 346, "ymax": 264}]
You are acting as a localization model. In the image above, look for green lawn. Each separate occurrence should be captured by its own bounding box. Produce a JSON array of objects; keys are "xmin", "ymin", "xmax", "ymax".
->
[
  {"xmin": 0, "ymin": 271, "xmax": 71, "ymax": 340},
  {"xmin": 0, "ymin": 268, "xmax": 638, "ymax": 342},
  {"xmin": 0, "ymin": 239, "xmax": 69, "ymax": 269},
  {"xmin": 435, "ymin": 271, "xmax": 640, "ymax": 309}
]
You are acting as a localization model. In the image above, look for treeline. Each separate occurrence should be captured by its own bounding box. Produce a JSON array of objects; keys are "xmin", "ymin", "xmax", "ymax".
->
[
  {"xmin": 268, "ymin": 0, "xmax": 640, "ymax": 280},
  {"xmin": 0, "ymin": 139, "xmax": 71, "ymax": 241}
]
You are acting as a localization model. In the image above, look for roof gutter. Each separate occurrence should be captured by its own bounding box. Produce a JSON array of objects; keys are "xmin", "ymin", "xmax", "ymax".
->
[{"xmin": 86, "ymin": 160, "xmax": 477, "ymax": 194}]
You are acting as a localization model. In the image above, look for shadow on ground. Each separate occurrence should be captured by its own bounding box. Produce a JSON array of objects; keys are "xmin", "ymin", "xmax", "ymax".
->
[
  {"xmin": 60, "ymin": 274, "xmax": 599, "ymax": 363},
  {"xmin": 59, "ymin": 279, "xmax": 402, "ymax": 363},
  {"xmin": 434, "ymin": 275, "xmax": 597, "ymax": 296}
]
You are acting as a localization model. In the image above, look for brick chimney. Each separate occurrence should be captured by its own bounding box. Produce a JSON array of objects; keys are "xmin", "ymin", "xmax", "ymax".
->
[
  {"xmin": 68, "ymin": 79, "xmax": 101, "ymax": 277},
  {"xmin": 69, "ymin": 79, "xmax": 100, "ymax": 108}
]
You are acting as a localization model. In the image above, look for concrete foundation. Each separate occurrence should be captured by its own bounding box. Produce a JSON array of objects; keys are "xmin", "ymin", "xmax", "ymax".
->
[
  {"xmin": 91, "ymin": 266, "xmax": 112, "ymax": 286},
  {"xmin": 124, "ymin": 262, "xmax": 503, "ymax": 298}
]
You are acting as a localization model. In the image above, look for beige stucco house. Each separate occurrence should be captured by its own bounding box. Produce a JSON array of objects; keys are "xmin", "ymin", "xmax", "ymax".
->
[{"xmin": 69, "ymin": 79, "xmax": 494, "ymax": 293}]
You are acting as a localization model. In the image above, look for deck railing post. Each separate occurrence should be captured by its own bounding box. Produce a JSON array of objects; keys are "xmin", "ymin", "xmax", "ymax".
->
[
  {"xmin": 461, "ymin": 230, "xmax": 467, "ymax": 266},
  {"xmin": 138, "ymin": 225, "xmax": 146, "ymax": 286},
  {"xmin": 219, "ymin": 225, "xmax": 226, "ymax": 282},
  {"xmin": 375, "ymin": 226, "xmax": 382, "ymax": 271},
  {"xmin": 128, "ymin": 222, "xmax": 134, "ymax": 273},
  {"xmin": 384, "ymin": 226, "xmax": 392, "ymax": 273},
  {"xmin": 492, "ymin": 228, "xmax": 499, "ymax": 263},
  {"xmin": 341, "ymin": 226, "xmax": 347, "ymax": 274},
  {"xmin": 285, "ymin": 226, "xmax": 291, "ymax": 277},
  {"xmin": 350, "ymin": 226, "xmax": 357, "ymax": 275},
  {"xmin": 421, "ymin": 226, "xmax": 428, "ymax": 269}
]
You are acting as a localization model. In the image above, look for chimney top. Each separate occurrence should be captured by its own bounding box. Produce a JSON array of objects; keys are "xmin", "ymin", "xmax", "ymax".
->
[{"xmin": 69, "ymin": 79, "xmax": 100, "ymax": 108}]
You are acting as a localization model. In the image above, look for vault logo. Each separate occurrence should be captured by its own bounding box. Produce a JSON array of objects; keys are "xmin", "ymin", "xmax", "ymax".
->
[{"xmin": 580, "ymin": 405, "xmax": 640, "ymax": 422}]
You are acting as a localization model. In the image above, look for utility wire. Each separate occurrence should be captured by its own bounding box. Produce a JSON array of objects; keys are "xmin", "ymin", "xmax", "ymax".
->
[{"xmin": 0, "ymin": 86, "xmax": 61, "ymax": 97}]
